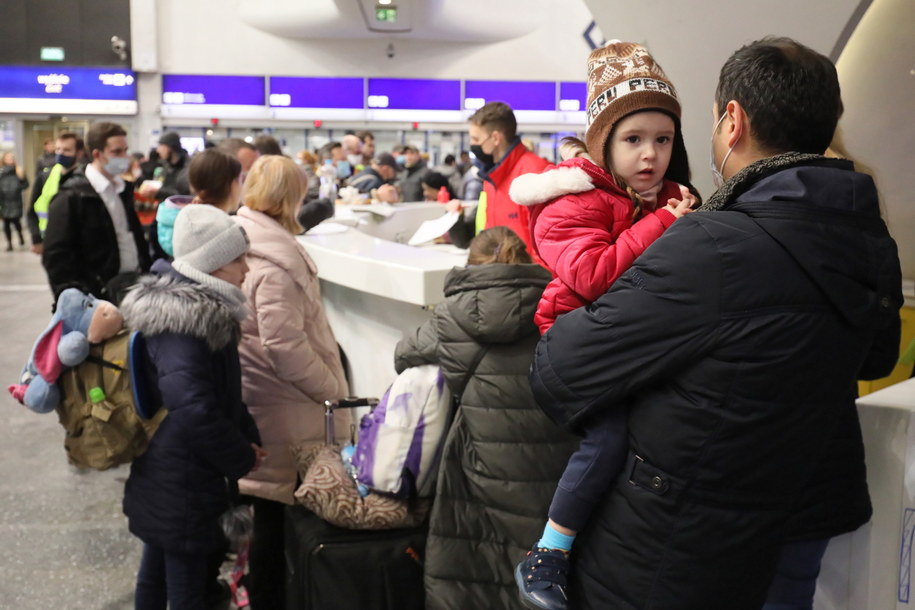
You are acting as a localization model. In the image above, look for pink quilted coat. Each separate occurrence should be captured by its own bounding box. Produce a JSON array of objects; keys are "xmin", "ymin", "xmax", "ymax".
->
[{"xmin": 234, "ymin": 206, "xmax": 348, "ymax": 505}]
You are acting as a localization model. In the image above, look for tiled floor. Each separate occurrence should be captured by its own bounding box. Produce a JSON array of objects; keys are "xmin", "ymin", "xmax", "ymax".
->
[{"xmin": 0, "ymin": 246, "xmax": 142, "ymax": 609}]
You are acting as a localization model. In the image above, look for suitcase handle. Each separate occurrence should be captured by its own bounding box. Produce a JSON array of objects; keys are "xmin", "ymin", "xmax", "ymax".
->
[{"xmin": 324, "ymin": 397, "xmax": 379, "ymax": 445}]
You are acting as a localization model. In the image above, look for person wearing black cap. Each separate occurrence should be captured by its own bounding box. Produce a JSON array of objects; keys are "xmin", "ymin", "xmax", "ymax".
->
[
  {"xmin": 138, "ymin": 131, "xmax": 190, "ymax": 203},
  {"xmin": 346, "ymin": 152, "xmax": 399, "ymax": 194}
]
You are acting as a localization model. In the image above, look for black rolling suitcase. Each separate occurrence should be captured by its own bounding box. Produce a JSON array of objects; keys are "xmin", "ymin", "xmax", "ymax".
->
[{"xmin": 284, "ymin": 397, "xmax": 427, "ymax": 610}]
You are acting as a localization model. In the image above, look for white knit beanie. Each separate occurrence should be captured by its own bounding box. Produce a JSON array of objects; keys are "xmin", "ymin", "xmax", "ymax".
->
[{"xmin": 171, "ymin": 205, "xmax": 250, "ymax": 316}]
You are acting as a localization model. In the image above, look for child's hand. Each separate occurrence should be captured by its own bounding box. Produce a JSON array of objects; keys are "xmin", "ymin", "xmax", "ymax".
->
[
  {"xmin": 663, "ymin": 185, "xmax": 698, "ymax": 218},
  {"xmin": 249, "ymin": 443, "xmax": 267, "ymax": 473},
  {"xmin": 445, "ymin": 199, "xmax": 463, "ymax": 214}
]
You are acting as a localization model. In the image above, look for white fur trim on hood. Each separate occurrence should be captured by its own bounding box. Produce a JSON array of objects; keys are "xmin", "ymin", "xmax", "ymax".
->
[{"xmin": 509, "ymin": 165, "xmax": 595, "ymax": 207}]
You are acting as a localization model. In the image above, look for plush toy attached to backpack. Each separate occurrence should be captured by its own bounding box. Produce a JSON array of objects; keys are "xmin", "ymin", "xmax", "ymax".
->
[
  {"xmin": 8, "ymin": 288, "xmax": 124, "ymax": 413},
  {"xmin": 8, "ymin": 288, "xmax": 165, "ymax": 470}
]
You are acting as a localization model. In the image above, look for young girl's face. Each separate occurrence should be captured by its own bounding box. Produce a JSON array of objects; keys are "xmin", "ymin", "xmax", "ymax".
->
[{"xmin": 608, "ymin": 111, "xmax": 675, "ymax": 192}]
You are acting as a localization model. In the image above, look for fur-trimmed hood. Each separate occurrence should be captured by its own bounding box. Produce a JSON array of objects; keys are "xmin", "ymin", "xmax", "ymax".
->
[
  {"xmin": 120, "ymin": 271, "xmax": 241, "ymax": 351},
  {"xmin": 509, "ymin": 157, "xmax": 621, "ymax": 207}
]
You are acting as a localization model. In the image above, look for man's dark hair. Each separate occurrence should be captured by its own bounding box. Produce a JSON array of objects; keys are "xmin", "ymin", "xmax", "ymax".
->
[
  {"xmin": 217, "ymin": 137, "xmax": 257, "ymax": 157},
  {"xmin": 716, "ymin": 37, "xmax": 842, "ymax": 155},
  {"xmin": 469, "ymin": 101, "xmax": 518, "ymax": 141},
  {"xmin": 57, "ymin": 131, "xmax": 85, "ymax": 152},
  {"xmin": 355, "ymin": 130, "xmax": 374, "ymax": 142},
  {"xmin": 86, "ymin": 122, "xmax": 127, "ymax": 154},
  {"xmin": 318, "ymin": 141, "xmax": 342, "ymax": 162},
  {"xmin": 254, "ymin": 133, "xmax": 283, "ymax": 156}
]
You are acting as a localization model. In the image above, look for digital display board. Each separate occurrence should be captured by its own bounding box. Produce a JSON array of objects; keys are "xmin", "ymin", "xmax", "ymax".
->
[
  {"xmin": 161, "ymin": 74, "xmax": 265, "ymax": 106},
  {"xmin": 268, "ymin": 77, "xmax": 364, "ymax": 109},
  {"xmin": 463, "ymin": 80, "xmax": 556, "ymax": 112},
  {"xmin": 0, "ymin": 66, "xmax": 137, "ymax": 114},
  {"xmin": 559, "ymin": 82, "xmax": 587, "ymax": 112},
  {"xmin": 367, "ymin": 78, "xmax": 461, "ymax": 111}
]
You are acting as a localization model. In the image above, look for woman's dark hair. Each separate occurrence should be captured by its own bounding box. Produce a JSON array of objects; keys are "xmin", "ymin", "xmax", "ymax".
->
[
  {"xmin": 715, "ymin": 37, "xmax": 842, "ymax": 155},
  {"xmin": 422, "ymin": 171, "xmax": 457, "ymax": 199},
  {"xmin": 188, "ymin": 149, "xmax": 242, "ymax": 204},
  {"xmin": 467, "ymin": 226, "xmax": 532, "ymax": 265}
]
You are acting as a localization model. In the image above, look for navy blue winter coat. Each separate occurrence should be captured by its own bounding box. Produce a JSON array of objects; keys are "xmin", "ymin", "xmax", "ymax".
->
[
  {"xmin": 530, "ymin": 154, "xmax": 903, "ymax": 609},
  {"xmin": 120, "ymin": 261, "xmax": 260, "ymax": 553}
]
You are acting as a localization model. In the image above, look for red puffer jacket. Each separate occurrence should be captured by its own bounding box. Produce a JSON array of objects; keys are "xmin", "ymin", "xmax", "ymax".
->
[{"xmin": 510, "ymin": 157, "xmax": 681, "ymax": 334}]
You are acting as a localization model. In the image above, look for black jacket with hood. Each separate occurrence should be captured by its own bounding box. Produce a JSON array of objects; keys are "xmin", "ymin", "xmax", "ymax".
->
[
  {"xmin": 395, "ymin": 263, "xmax": 578, "ymax": 610},
  {"xmin": 530, "ymin": 154, "xmax": 902, "ymax": 609},
  {"xmin": 120, "ymin": 261, "xmax": 260, "ymax": 554},
  {"xmin": 42, "ymin": 168, "xmax": 150, "ymax": 303}
]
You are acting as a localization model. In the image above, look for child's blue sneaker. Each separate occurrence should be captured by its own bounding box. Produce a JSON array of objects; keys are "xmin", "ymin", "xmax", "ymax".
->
[{"xmin": 514, "ymin": 546, "xmax": 570, "ymax": 610}]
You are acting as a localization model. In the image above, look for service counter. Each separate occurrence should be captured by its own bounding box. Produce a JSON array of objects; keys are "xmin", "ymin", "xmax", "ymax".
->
[{"xmin": 297, "ymin": 202, "xmax": 468, "ymax": 398}]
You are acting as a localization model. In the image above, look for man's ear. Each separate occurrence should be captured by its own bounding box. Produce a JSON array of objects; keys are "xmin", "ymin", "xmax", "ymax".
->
[{"xmin": 725, "ymin": 100, "xmax": 748, "ymax": 149}]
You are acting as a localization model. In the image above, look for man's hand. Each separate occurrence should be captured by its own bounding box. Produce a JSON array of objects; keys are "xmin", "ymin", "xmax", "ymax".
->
[
  {"xmin": 664, "ymin": 185, "xmax": 698, "ymax": 218},
  {"xmin": 30, "ymin": 243, "xmax": 43, "ymax": 255},
  {"xmin": 445, "ymin": 199, "xmax": 463, "ymax": 214},
  {"xmin": 375, "ymin": 183, "xmax": 400, "ymax": 204}
]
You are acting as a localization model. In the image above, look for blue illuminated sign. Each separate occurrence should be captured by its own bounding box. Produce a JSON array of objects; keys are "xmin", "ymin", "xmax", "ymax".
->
[
  {"xmin": 268, "ymin": 77, "xmax": 364, "ymax": 109},
  {"xmin": 367, "ymin": 78, "xmax": 461, "ymax": 111},
  {"xmin": 0, "ymin": 66, "xmax": 136, "ymax": 100},
  {"xmin": 559, "ymin": 82, "xmax": 587, "ymax": 112},
  {"xmin": 464, "ymin": 80, "xmax": 556, "ymax": 111},
  {"xmin": 162, "ymin": 75, "xmax": 265, "ymax": 106}
]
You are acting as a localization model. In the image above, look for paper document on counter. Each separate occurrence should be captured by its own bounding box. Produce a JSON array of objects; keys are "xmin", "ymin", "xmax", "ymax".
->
[{"xmin": 408, "ymin": 212, "xmax": 461, "ymax": 246}]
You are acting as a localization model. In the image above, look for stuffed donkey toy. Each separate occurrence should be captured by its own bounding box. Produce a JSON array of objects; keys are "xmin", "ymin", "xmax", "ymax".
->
[{"xmin": 8, "ymin": 288, "xmax": 124, "ymax": 413}]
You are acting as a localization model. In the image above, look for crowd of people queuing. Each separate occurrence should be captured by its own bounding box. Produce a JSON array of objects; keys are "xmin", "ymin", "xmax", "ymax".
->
[{"xmin": 3, "ymin": 34, "xmax": 904, "ymax": 610}]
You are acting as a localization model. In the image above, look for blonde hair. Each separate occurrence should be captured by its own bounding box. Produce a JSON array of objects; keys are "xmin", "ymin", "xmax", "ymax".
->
[
  {"xmin": 242, "ymin": 155, "xmax": 304, "ymax": 234},
  {"xmin": 467, "ymin": 226, "xmax": 532, "ymax": 265}
]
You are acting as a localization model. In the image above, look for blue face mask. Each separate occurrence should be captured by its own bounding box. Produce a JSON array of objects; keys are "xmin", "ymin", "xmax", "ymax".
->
[
  {"xmin": 104, "ymin": 155, "xmax": 131, "ymax": 177},
  {"xmin": 55, "ymin": 153, "xmax": 76, "ymax": 169},
  {"xmin": 336, "ymin": 160, "xmax": 352, "ymax": 179},
  {"xmin": 395, "ymin": 155, "xmax": 406, "ymax": 167}
]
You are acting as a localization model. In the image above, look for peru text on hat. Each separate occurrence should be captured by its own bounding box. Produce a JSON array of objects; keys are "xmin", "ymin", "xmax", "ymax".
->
[{"xmin": 587, "ymin": 78, "xmax": 678, "ymax": 125}]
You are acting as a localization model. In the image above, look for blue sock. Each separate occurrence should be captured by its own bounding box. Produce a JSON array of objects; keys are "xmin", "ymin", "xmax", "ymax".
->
[{"xmin": 537, "ymin": 522, "xmax": 575, "ymax": 552}]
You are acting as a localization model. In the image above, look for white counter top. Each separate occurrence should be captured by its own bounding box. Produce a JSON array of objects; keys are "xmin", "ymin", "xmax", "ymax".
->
[{"xmin": 297, "ymin": 202, "xmax": 468, "ymax": 307}]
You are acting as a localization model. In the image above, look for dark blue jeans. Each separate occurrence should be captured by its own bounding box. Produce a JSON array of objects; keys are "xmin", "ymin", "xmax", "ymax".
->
[
  {"xmin": 548, "ymin": 407, "xmax": 629, "ymax": 531},
  {"xmin": 762, "ymin": 538, "xmax": 830, "ymax": 610},
  {"xmin": 134, "ymin": 543, "xmax": 225, "ymax": 610}
]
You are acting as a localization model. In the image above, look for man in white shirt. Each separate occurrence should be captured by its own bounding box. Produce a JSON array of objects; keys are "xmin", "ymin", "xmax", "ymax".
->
[{"xmin": 42, "ymin": 122, "xmax": 150, "ymax": 308}]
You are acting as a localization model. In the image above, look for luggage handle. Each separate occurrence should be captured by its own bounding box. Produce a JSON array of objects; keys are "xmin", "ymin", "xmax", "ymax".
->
[{"xmin": 324, "ymin": 397, "xmax": 379, "ymax": 445}]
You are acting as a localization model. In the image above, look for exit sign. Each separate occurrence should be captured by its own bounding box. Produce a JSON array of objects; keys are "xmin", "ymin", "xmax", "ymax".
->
[
  {"xmin": 375, "ymin": 7, "xmax": 397, "ymax": 22},
  {"xmin": 40, "ymin": 47, "xmax": 65, "ymax": 62}
]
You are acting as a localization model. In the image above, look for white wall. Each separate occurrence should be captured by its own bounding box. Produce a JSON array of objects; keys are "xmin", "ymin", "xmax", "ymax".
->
[{"xmin": 154, "ymin": 0, "xmax": 595, "ymax": 81}]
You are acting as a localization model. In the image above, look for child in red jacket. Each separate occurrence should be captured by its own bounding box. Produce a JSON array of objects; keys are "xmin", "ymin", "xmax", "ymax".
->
[{"xmin": 510, "ymin": 41, "xmax": 699, "ymax": 610}]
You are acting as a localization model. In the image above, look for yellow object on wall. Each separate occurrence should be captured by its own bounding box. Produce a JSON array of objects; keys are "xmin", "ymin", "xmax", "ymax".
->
[{"xmin": 858, "ymin": 306, "xmax": 915, "ymax": 396}]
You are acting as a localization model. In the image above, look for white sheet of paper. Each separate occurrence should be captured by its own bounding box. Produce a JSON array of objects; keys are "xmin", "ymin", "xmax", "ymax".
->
[{"xmin": 408, "ymin": 212, "xmax": 461, "ymax": 246}]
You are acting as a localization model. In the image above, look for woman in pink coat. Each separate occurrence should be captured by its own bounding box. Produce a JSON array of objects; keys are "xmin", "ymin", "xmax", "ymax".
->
[{"xmin": 235, "ymin": 154, "xmax": 348, "ymax": 610}]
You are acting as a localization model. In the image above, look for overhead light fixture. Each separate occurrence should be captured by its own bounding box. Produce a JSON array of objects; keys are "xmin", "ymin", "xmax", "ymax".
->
[{"xmin": 377, "ymin": 0, "xmax": 393, "ymax": 4}]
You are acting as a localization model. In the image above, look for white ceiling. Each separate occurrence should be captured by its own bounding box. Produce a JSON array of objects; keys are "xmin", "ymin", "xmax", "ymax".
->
[{"xmin": 238, "ymin": 0, "xmax": 551, "ymax": 43}]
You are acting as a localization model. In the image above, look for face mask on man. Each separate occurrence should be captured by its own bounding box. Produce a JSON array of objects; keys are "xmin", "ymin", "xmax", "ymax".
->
[
  {"xmin": 104, "ymin": 155, "xmax": 131, "ymax": 177},
  {"xmin": 347, "ymin": 154, "xmax": 362, "ymax": 168},
  {"xmin": 470, "ymin": 132, "xmax": 496, "ymax": 168},
  {"xmin": 470, "ymin": 145, "xmax": 494, "ymax": 168},
  {"xmin": 55, "ymin": 153, "xmax": 76, "ymax": 169},
  {"xmin": 710, "ymin": 111, "xmax": 737, "ymax": 189}
]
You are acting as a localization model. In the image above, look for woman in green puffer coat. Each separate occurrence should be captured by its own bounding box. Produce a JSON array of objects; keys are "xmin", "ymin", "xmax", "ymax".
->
[{"xmin": 394, "ymin": 226, "xmax": 578, "ymax": 610}]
